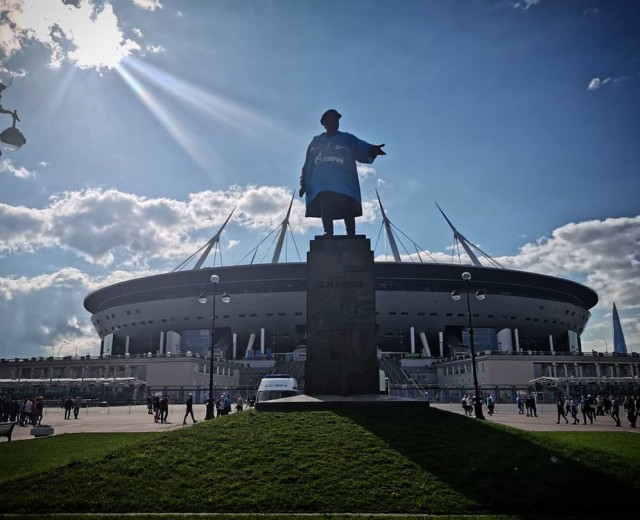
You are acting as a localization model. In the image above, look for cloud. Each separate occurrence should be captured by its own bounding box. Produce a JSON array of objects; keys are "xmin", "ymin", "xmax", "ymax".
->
[
  {"xmin": 0, "ymin": 266, "xmax": 159, "ymax": 357},
  {"xmin": 0, "ymin": 158, "xmax": 35, "ymax": 178},
  {"xmin": 587, "ymin": 77, "xmax": 610, "ymax": 91},
  {"xmin": 0, "ymin": 186, "xmax": 325, "ymax": 267},
  {"xmin": 145, "ymin": 44, "xmax": 165, "ymax": 54},
  {"xmin": 357, "ymin": 164, "xmax": 376, "ymax": 181},
  {"xmin": 514, "ymin": 0, "xmax": 542, "ymax": 10},
  {"xmin": 1, "ymin": 0, "xmax": 142, "ymax": 70},
  {"xmin": 133, "ymin": 0, "xmax": 163, "ymax": 11}
]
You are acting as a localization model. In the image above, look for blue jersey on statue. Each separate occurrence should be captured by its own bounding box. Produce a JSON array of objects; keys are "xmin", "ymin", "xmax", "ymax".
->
[{"xmin": 302, "ymin": 131, "xmax": 375, "ymax": 218}]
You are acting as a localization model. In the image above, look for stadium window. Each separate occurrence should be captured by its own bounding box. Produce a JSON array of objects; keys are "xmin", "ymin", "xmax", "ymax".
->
[
  {"xmin": 446, "ymin": 313, "xmax": 453, "ymax": 317},
  {"xmin": 250, "ymin": 313, "xmax": 257, "ymax": 317},
  {"xmin": 136, "ymin": 309, "xmax": 141, "ymax": 314},
  {"xmin": 389, "ymin": 312, "xmax": 396, "ymax": 315},
  {"xmin": 266, "ymin": 313, "xmax": 273, "ymax": 317},
  {"xmin": 183, "ymin": 317, "xmax": 189, "ymax": 321},
  {"xmin": 148, "ymin": 320, "xmax": 153, "ymax": 324},
  {"xmin": 161, "ymin": 319, "xmax": 167, "ymax": 323},
  {"xmin": 123, "ymin": 324, "xmax": 128, "ymax": 328},
  {"xmin": 126, "ymin": 310, "xmax": 131, "ymax": 315},
  {"xmin": 417, "ymin": 312, "xmax": 425, "ymax": 316},
  {"xmin": 239, "ymin": 314, "xmax": 245, "ymax": 318},
  {"xmin": 111, "ymin": 314, "xmax": 115, "ymax": 318},
  {"xmin": 295, "ymin": 312, "xmax": 303, "ymax": 316},
  {"xmin": 197, "ymin": 316, "xmax": 204, "ymax": 320},
  {"xmin": 223, "ymin": 315, "xmax": 230, "ymax": 318},
  {"xmin": 278, "ymin": 313, "xmax": 286, "ymax": 316},
  {"xmin": 430, "ymin": 312, "xmax": 438, "ymax": 316},
  {"xmin": 487, "ymin": 314, "xmax": 494, "ymax": 318},
  {"xmin": 457, "ymin": 313, "xmax": 464, "ymax": 318},
  {"xmin": 140, "ymin": 321, "xmax": 146, "ymax": 325},
  {"xmin": 401, "ymin": 312, "xmax": 408, "ymax": 316},
  {"xmin": 131, "ymin": 322, "xmax": 136, "ymax": 326}
]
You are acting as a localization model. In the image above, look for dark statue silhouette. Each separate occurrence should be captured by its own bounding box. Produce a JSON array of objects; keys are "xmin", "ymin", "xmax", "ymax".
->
[{"xmin": 299, "ymin": 109, "xmax": 385, "ymax": 236}]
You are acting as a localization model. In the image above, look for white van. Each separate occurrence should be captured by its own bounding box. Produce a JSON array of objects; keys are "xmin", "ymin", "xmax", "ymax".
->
[{"xmin": 255, "ymin": 373, "xmax": 300, "ymax": 403}]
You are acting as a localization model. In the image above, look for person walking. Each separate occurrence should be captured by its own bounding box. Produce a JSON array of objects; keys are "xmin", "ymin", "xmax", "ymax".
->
[
  {"xmin": 64, "ymin": 396, "xmax": 73, "ymax": 420},
  {"xmin": 516, "ymin": 395, "xmax": 525, "ymax": 415},
  {"xmin": 556, "ymin": 397, "xmax": 569, "ymax": 424},
  {"xmin": 183, "ymin": 393, "xmax": 197, "ymax": 425},
  {"xmin": 611, "ymin": 395, "xmax": 621, "ymax": 427},
  {"xmin": 299, "ymin": 109, "xmax": 386, "ymax": 236},
  {"xmin": 624, "ymin": 395, "xmax": 637, "ymax": 427},
  {"xmin": 236, "ymin": 395, "xmax": 245, "ymax": 413},
  {"xmin": 486, "ymin": 395, "xmax": 495, "ymax": 416},
  {"xmin": 73, "ymin": 396, "xmax": 83, "ymax": 419},
  {"xmin": 223, "ymin": 394, "xmax": 232, "ymax": 416},
  {"xmin": 33, "ymin": 396, "xmax": 44, "ymax": 426},
  {"xmin": 146, "ymin": 394, "xmax": 153, "ymax": 415},
  {"xmin": 160, "ymin": 395, "xmax": 169, "ymax": 423},
  {"xmin": 581, "ymin": 395, "xmax": 593, "ymax": 425},
  {"xmin": 153, "ymin": 396, "xmax": 160, "ymax": 423},
  {"xmin": 570, "ymin": 399, "xmax": 580, "ymax": 424}
]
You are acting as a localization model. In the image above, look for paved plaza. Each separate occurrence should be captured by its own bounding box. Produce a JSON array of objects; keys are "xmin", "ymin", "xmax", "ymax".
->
[{"xmin": 3, "ymin": 402, "xmax": 638, "ymax": 442}]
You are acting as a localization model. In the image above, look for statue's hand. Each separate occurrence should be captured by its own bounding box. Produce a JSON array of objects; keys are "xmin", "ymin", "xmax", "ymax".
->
[{"xmin": 370, "ymin": 144, "xmax": 386, "ymax": 157}]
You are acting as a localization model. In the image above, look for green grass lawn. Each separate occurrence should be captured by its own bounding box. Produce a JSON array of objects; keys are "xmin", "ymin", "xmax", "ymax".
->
[{"xmin": 1, "ymin": 407, "xmax": 638, "ymax": 517}]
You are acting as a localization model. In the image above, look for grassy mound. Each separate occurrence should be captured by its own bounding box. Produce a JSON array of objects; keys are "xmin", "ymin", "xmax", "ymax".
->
[{"xmin": 1, "ymin": 407, "xmax": 638, "ymax": 515}]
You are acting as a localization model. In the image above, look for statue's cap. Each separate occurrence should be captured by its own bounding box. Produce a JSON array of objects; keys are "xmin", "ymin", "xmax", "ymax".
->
[{"xmin": 320, "ymin": 109, "xmax": 341, "ymax": 125}]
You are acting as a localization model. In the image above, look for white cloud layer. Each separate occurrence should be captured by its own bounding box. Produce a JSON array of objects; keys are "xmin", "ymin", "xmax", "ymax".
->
[
  {"xmin": 0, "ymin": 0, "xmax": 144, "ymax": 70},
  {"xmin": 0, "ymin": 186, "xmax": 324, "ymax": 267}
]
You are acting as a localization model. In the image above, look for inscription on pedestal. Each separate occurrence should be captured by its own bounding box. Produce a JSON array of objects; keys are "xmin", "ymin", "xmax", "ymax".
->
[{"xmin": 305, "ymin": 236, "xmax": 379, "ymax": 395}]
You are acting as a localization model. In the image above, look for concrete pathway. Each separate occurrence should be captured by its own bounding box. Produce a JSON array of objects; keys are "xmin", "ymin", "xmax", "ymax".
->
[
  {"xmin": 3, "ymin": 402, "xmax": 637, "ymax": 442},
  {"xmin": 432, "ymin": 403, "xmax": 639, "ymax": 433}
]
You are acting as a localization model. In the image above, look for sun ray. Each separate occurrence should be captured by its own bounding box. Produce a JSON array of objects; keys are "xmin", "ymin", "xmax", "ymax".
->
[
  {"xmin": 124, "ymin": 56, "xmax": 294, "ymax": 142},
  {"xmin": 114, "ymin": 62, "xmax": 211, "ymax": 173}
]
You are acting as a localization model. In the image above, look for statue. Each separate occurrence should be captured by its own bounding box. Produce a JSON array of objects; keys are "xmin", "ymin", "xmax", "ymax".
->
[{"xmin": 299, "ymin": 109, "xmax": 385, "ymax": 236}]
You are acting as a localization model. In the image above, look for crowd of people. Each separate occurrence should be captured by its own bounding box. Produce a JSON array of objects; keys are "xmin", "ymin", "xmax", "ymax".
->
[
  {"xmin": 460, "ymin": 392, "xmax": 639, "ymax": 428},
  {"xmin": 144, "ymin": 393, "xmax": 256, "ymax": 424},
  {"xmin": 0, "ymin": 395, "xmax": 45, "ymax": 426},
  {"xmin": 557, "ymin": 394, "xmax": 639, "ymax": 427}
]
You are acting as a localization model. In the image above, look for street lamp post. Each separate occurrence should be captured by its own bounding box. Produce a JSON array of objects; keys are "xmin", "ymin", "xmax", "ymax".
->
[
  {"xmin": 198, "ymin": 274, "xmax": 230, "ymax": 420},
  {"xmin": 0, "ymin": 67, "xmax": 26, "ymax": 154},
  {"xmin": 451, "ymin": 271, "xmax": 486, "ymax": 420}
]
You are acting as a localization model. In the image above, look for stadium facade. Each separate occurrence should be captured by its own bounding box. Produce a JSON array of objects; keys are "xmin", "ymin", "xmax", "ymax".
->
[{"xmin": 83, "ymin": 199, "xmax": 598, "ymax": 361}]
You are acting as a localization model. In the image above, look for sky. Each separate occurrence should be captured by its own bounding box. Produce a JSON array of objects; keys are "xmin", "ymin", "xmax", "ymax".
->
[{"xmin": 0, "ymin": 0, "xmax": 638, "ymax": 359}]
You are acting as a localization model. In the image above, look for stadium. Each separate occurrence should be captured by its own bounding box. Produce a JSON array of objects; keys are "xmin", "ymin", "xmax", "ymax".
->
[{"xmin": 83, "ymin": 196, "xmax": 598, "ymax": 361}]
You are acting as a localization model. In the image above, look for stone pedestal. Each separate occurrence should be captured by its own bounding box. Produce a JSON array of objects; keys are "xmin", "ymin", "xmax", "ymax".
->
[{"xmin": 305, "ymin": 236, "xmax": 379, "ymax": 395}]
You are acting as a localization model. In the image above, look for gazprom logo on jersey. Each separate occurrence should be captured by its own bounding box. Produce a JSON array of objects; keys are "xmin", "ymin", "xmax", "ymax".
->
[{"xmin": 315, "ymin": 154, "xmax": 344, "ymax": 166}]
